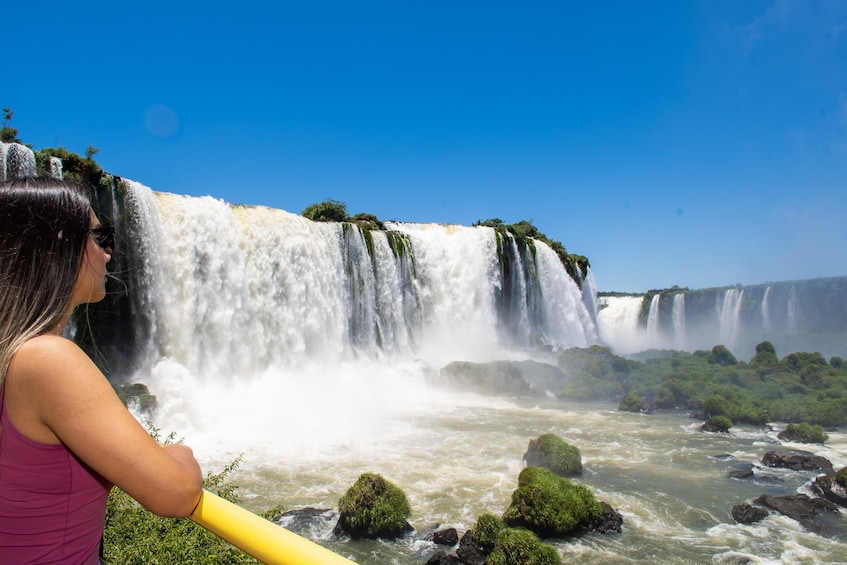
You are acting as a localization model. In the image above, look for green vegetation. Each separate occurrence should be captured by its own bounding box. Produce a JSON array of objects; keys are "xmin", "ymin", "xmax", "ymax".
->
[
  {"xmin": 471, "ymin": 513, "xmax": 507, "ymax": 554},
  {"xmin": 836, "ymin": 467, "xmax": 847, "ymax": 488},
  {"xmin": 778, "ymin": 422, "xmax": 829, "ymax": 444},
  {"xmin": 1, "ymin": 107, "xmax": 24, "ymax": 144},
  {"xmin": 487, "ymin": 527, "xmax": 562, "ymax": 565},
  {"xmin": 523, "ymin": 434, "xmax": 583, "ymax": 477},
  {"xmin": 557, "ymin": 342, "xmax": 847, "ymax": 427},
  {"xmin": 336, "ymin": 472, "xmax": 411, "ymax": 539},
  {"xmin": 103, "ymin": 426, "xmax": 282, "ymax": 564},
  {"xmin": 502, "ymin": 467, "xmax": 602, "ymax": 538},
  {"xmin": 301, "ymin": 199, "xmax": 350, "ymax": 222},
  {"xmin": 618, "ymin": 390, "xmax": 643, "ymax": 412},
  {"xmin": 702, "ymin": 415, "xmax": 733, "ymax": 433}
]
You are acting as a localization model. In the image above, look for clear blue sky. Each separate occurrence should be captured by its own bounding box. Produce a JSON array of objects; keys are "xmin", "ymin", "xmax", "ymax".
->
[{"xmin": 5, "ymin": 1, "xmax": 846, "ymax": 293}]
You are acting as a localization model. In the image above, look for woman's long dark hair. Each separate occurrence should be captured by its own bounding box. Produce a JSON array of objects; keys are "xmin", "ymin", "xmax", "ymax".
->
[{"xmin": 0, "ymin": 177, "xmax": 94, "ymax": 394}]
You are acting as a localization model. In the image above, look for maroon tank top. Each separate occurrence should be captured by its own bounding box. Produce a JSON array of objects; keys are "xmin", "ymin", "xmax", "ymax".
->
[{"xmin": 0, "ymin": 400, "xmax": 112, "ymax": 564}]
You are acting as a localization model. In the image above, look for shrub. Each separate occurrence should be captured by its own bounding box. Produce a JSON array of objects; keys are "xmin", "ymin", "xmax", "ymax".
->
[
  {"xmin": 487, "ymin": 528, "xmax": 562, "ymax": 565},
  {"xmin": 703, "ymin": 393, "xmax": 729, "ymax": 417},
  {"xmin": 708, "ymin": 345, "xmax": 738, "ymax": 366},
  {"xmin": 523, "ymin": 434, "xmax": 583, "ymax": 477},
  {"xmin": 301, "ymin": 199, "xmax": 349, "ymax": 222},
  {"xmin": 336, "ymin": 473, "xmax": 411, "ymax": 539},
  {"xmin": 502, "ymin": 467, "xmax": 602, "ymax": 538},
  {"xmin": 777, "ymin": 422, "xmax": 829, "ymax": 444},
  {"xmin": 103, "ymin": 455, "xmax": 270, "ymax": 564},
  {"xmin": 654, "ymin": 385, "xmax": 676, "ymax": 409},
  {"xmin": 751, "ymin": 341, "xmax": 779, "ymax": 367}
]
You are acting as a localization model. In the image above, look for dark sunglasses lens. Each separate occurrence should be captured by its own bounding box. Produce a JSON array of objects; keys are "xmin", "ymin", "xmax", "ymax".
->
[{"xmin": 93, "ymin": 227, "xmax": 115, "ymax": 250}]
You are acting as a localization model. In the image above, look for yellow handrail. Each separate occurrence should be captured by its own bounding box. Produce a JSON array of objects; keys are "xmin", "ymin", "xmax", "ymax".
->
[{"xmin": 189, "ymin": 489, "xmax": 356, "ymax": 565}]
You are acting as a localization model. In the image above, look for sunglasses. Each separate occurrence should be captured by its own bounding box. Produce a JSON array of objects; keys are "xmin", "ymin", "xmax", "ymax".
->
[{"xmin": 88, "ymin": 226, "xmax": 115, "ymax": 251}]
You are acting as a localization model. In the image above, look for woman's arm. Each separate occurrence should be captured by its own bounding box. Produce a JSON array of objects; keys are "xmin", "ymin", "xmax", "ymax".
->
[{"xmin": 7, "ymin": 335, "xmax": 203, "ymax": 517}]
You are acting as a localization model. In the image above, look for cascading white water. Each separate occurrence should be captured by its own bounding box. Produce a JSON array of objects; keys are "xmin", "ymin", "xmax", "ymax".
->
[
  {"xmin": 0, "ymin": 141, "xmax": 37, "ymax": 180},
  {"xmin": 596, "ymin": 295, "xmax": 648, "ymax": 354},
  {"xmin": 762, "ymin": 286, "xmax": 772, "ymax": 333},
  {"xmin": 122, "ymin": 184, "xmax": 603, "ymax": 465},
  {"xmin": 787, "ymin": 285, "xmax": 799, "ymax": 334},
  {"xmin": 672, "ymin": 292, "xmax": 685, "ymax": 348},
  {"xmin": 718, "ymin": 288, "xmax": 744, "ymax": 349},
  {"xmin": 533, "ymin": 242, "xmax": 598, "ymax": 348},
  {"xmin": 646, "ymin": 294, "xmax": 661, "ymax": 336}
]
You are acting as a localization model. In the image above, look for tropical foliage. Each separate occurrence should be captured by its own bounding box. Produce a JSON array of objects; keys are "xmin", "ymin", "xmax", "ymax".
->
[{"xmin": 558, "ymin": 342, "xmax": 847, "ymax": 427}]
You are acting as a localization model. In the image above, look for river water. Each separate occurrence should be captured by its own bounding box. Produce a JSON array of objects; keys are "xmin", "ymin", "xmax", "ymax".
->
[{"xmin": 145, "ymin": 360, "xmax": 847, "ymax": 565}]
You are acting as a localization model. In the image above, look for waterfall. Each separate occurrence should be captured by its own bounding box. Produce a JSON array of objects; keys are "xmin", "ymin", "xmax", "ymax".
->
[
  {"xmin": 0, "ymin": 141, "xmax": 37, "ymax": 180},
  {"xmin": 120, "ymin": 187, "xmax": 600, "ymax": 378},
  {"xmin": 787, "ymin": 285, "xmax": 799, "ymax": 334},
  {"xmin": 646, "ymin": 294, "xmax": 661, "ymax": 335},
  {"xmin": 717, "ymin": 288, "xmax": 744, "ymax": 350},
  {"xmin": 672, "ymin": 293, "xmax": 685, "ymax": 348},
  {"xmin": 761, "ymin": 286, "xmax": 772, "ymax": 333},
  {"xmin": 533, "ymin": 242, "xmax": 597, "ymax": 347}
]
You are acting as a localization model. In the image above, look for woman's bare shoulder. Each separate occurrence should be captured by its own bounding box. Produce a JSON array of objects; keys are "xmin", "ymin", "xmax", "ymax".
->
[{"xmin": 12, "ymin": 334, "xmax": 101, "ymax": 387}]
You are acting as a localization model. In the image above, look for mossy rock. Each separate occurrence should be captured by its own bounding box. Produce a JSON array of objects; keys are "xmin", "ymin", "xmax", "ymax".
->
[
  {"xmin": 778, "ymin": 422, "xmax": 829, "ymax": 444},
  {"xmin": 618, "ymin": 390, "xmax": 642, "ymax": 412},
  {"xmin": 335, "ymin": 473, "xmax": 411, "ymax": 539},
  {"xmin": 502, "ymin": 467, "xmax": 602, "ymax": 538},
  {"xmin": 701, "ymin": 415, "xmax": 733, "ymax": 433},
  {"xmin": 471, "ymin": 513, "xmax": 506, "ymax": 555},
  {"xmin": 523, "ymin": 434, "xmax": 583, "ymax": 477},
  {"xmin": 486, "ymin": 527, "xmax": 562, "ymax": 565},
  {"xmin": 836, "ymin": 467, "xmax": 847, "ymax": 489},
  {"xmin": 114, "ymin": 383, "xmax": 157, "ymax": 413}
]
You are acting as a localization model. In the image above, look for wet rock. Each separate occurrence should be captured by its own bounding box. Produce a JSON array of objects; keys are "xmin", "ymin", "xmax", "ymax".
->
[
  {"xmin": 728, "ymin": 464, "xmax": 755, "ymax": 479},
  {"xmin": 456, "ymin": 530, "xmax": 486, "ymax": 565},
  {"xmin": 585, "ymin": 501, "xmax": 624, "ymax": 533},
  {"xmin": 753, "ymin": 493, "xmax": 839, "ymax": 533},
  {"xmin": 432, "ymin": 527, "xmax": 459, "ymax": 546},
  {"xmin": 811, "ymin": 473, "xmax": 847, "ymax": 507},
  {"xmin": 731, "ymin": 503, "xmax": 768, "ymax": 524},
  {"xmin": 425, "ymin": 550, "xmax": 460, "ymax": 565},
  {"xmin": 760, "ymin": 451, "xmax": 833, "ymax": 474}
]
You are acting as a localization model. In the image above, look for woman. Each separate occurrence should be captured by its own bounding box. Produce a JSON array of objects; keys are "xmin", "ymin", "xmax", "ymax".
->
[{"xmin": 0, "ymin": 177, "xmax": 203, "ymax": 564}]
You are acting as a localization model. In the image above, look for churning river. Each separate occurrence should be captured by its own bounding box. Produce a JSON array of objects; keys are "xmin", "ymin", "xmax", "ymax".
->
[{"xmin": 144, "ymin": 361, "xmax": 847, "ymax": 565}]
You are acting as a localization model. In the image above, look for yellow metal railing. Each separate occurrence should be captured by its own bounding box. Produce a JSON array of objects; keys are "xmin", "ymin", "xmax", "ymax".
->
[{"xmin": 189, "ymin": 490, "xmax": 356, "ymax": 565}]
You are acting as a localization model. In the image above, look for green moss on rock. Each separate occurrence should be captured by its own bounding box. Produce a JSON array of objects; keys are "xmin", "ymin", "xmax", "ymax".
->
[
  {"xmin": 701, "ymin": 415, "xmax": 733, "ymax": 433},
  {"xmin": 619, "ymin": 390, "xmax": 642, "ymax": 412},
  {"xmin": 471, "ymin": 513, "xmax": 506, "ymax": 554},
  {"xmin": 778, "ymin": 422, "xmax": 829, "ymax": 444},
  {"xmin": 335, "ymin": 473, "xmax": 411, "ymax": 539},
  {"xmin": 523, "ymin": 434, "xmax": 583, "ymax": 477},
  {"xmin": 502, "ymin": 467, "xmax": 602, "ymax": 538},
  {"xmin": 487, "ymin": 527, "xmax": 562, "ymax": 565}
]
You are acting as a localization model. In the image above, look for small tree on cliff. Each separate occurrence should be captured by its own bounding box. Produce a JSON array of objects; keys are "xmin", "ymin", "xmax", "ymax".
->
[
  {"xmin": 1, "ymin": 107, "xmax": 24, "ymax": 144},
  {"xmin": 302, "ymin": 199, "xmax": 349, "ymax": 222}
]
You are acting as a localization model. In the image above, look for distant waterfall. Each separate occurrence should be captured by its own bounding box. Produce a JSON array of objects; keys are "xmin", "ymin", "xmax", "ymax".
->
[
  {"xmin": 646, "ymin": 294, "xmax": 661, "ymax": 335},
  {"xmin": 761, "ymin": 286, "xmax": 772, "ymax": 333},
  {"xmin": 672, "ymin": 293, "xmax": 685, "ymax": 347},
  {"xmin": 121, "ymin": 185, "xmax": 599, "ymax": 377},
  {"xmin": 717, "ymin": 288, "xmax": 744, "ymax": 347},
  {"xmin": 597, "ymin": 279, "xmax": 847, "ymax": 360},
  {"xmin": 787, "ymin": 286, "xmax": 798, "ymax": 334},
  {"xmin": 0, "ymin": 141, "xmax": 37, "ymax": 180}
]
